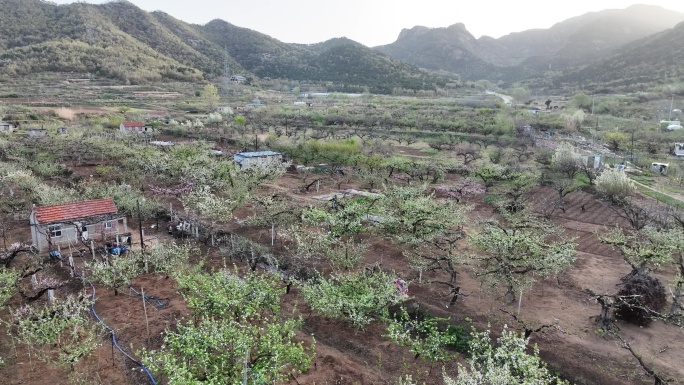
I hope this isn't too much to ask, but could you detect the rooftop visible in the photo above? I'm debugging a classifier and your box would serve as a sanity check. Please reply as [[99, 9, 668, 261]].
[[34, 198, 117, 224], [122, 121, 145, 127]]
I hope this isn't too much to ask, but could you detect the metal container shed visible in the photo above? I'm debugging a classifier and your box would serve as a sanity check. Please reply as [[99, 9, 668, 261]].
[[233, 151, 282, 168]]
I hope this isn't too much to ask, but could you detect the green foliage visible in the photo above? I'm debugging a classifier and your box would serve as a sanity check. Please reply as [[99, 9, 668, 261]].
[[628, 174, 655, 187], [509, 87, 532, 104], [174, 268, 283, 321], [469, 212, 576, 297], [84, 255, 143, 295], [143, 268, 313, 384], [381, 185, 468, 243], [290, 225, 369, 270], [0, 162, 79, 206], [0, 0, 452, 92], [202, 84, 220, 108], [377, 184, 467, 279], [385, 307, 468, 363], [599, 226, 678, 272], [493, 171, 538, 214], [82, 182, 163, 219], [144, 242, 195, 275], [302, 194, 379, 238], [233, 115, 246, 126], [34, 184, 80, 206], [142, 315, 311, 385], [181, 185, 241, 222], [0, 267, 20, 309], [443, 325, 568, 385], [29, 161, 66, 178], [1, 39, 203, 84], [300, 269, 402, 328], [639, 188, 684, 210], [284, 139, 362, 170], [12, 296, 102, 368], [571, 92, 593, 111], [602, 131, 629, 152], [247, 194, 302, 229], [94, 165, 114, 178], [470, 161, 509, 190]]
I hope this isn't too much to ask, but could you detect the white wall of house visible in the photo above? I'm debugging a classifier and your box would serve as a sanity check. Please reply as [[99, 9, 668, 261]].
[[119, 124, 150, 133], [30, 214, 128, 250]]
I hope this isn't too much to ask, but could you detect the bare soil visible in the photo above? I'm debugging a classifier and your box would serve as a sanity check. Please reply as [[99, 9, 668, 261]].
[[1, 178, 683, 385]]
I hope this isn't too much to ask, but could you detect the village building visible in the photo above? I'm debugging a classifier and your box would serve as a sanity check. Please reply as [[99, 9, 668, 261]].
[[26, 128, 47, 137], [674, 143, 684, 157], [233, 151, 282, 168], [149, 140, 174, 147], [0, 121, 15, 132], [651, 162, 669, 175], [581, 153, 602, 169], [29, 198, 128, 251], [119, 121, 152, 133]]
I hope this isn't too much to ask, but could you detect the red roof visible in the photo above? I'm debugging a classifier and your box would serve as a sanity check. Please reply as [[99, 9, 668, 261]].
[[122, 121, 145, 127], [34, 198, 118, 224]]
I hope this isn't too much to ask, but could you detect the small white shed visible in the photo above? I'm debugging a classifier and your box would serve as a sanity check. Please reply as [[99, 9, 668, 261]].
[[582, 154, 601, 169], [0, 122, 15, 132], [674, 143, 684, 157], [651, 162, 669, 175]]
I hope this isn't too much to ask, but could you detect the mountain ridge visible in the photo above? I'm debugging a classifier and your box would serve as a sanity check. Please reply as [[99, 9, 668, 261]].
[[376, 4, 684, 80], [0, 0, 451, 93], [1, 0, 683, 92]]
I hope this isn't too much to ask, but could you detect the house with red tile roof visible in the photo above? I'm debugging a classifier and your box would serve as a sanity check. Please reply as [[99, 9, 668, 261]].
[[119, 121, 151, 133], [29, 198, 128, 250]]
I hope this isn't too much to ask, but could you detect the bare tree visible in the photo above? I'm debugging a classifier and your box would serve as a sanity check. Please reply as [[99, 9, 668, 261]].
[[455, 143, 482, 165]]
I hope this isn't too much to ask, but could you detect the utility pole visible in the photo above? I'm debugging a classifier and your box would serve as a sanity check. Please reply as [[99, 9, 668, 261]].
[[224, 45, 231, 94], [137, 199, 144, 252], [630, 129, 635, 163]]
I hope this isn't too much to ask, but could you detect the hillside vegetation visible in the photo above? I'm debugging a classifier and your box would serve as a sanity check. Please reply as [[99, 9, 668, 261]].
[[0, 0, 450, 93]]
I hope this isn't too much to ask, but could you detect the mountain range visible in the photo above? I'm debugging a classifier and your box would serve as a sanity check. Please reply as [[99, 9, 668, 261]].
[[376, 5, 684, 85], [0, 0, 683, 93]]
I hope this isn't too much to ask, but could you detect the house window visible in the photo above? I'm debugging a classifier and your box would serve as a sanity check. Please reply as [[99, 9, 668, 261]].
[[104, 221, 113, 229], [49, 224, 62, 238]]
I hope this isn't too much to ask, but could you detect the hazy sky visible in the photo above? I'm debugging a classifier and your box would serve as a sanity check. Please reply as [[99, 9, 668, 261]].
[[49, 0, 684, 46]]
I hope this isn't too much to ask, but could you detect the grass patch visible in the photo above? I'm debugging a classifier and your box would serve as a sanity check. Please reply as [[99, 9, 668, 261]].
[[637, 186, 684, 210], [420, 148, 439, 155], [663, 184, 684, 195], [574, 173, 590, 187], [629, 174, 655, 187], [483, 194, 502, 204]]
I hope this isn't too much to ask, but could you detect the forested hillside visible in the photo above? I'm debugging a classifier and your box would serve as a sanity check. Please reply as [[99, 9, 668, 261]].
[[0, 0, 450, 93]]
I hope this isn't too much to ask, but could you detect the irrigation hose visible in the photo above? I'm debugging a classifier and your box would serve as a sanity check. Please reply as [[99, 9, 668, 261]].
[[64, 260, 158, 385], [129, 287, 169, 309]]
